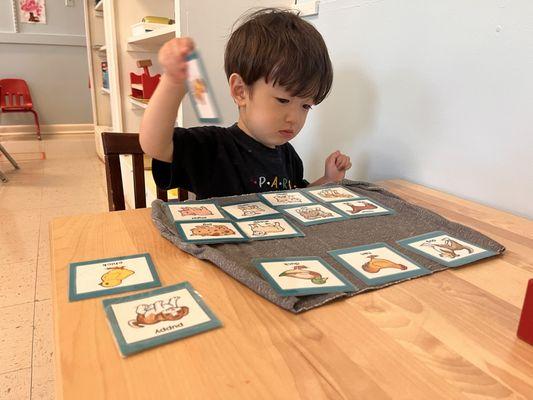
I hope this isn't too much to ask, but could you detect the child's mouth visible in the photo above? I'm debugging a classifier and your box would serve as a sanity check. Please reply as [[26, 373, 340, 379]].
[[278, 130, 294, 139]]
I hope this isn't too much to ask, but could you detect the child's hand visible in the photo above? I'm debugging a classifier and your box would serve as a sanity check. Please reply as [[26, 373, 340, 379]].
[[158, 37, 195, 86], [324, 150, 352, 182]]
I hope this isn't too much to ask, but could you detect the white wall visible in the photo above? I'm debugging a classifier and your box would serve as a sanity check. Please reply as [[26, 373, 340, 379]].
[[292, 0, 533, 219]]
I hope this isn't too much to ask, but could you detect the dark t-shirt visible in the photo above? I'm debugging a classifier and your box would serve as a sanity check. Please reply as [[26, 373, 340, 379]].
[[152, 124, 309, 199]]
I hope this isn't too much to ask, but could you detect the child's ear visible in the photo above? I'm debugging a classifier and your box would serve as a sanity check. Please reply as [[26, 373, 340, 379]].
[[229, 73, 247, 107]]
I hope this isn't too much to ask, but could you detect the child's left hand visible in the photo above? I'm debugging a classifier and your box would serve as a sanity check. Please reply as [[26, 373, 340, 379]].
[[324, 150, 352, 182]]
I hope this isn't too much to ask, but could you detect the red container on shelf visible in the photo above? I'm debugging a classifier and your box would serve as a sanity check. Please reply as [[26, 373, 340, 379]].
[[517, 279, 533, 345]]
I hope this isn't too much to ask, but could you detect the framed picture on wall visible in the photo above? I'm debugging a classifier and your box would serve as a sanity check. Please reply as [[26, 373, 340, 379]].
[[18, 0, 47, 24]]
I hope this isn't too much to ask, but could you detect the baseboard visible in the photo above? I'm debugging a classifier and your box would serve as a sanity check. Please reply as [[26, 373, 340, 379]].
[[0, 124, 94, 136]]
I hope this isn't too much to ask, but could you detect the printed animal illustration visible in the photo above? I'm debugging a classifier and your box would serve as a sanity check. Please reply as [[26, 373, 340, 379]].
[[193, 78, 207, 104], [279, 265, 328, 285], [248, 221, 285, 236], [273, 193, 301, 204], [362, 255, 408, 273], [344, 201, 377, 214], [190, 224, 236, 237], [296, 206, 333, 220], [178, 206, 213, 217], [128, 297, 189, 328], [237, 204, 264, 217], [318, 189, 352, 199], [99, 266, 135, 287], [421, 238, 474, 259]]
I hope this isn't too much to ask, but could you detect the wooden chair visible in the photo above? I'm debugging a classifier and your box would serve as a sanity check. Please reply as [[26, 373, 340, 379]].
[[102, 132, 188, 211]]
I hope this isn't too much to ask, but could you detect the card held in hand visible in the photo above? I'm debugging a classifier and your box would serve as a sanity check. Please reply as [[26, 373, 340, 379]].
[[186, 51, 221, 123]]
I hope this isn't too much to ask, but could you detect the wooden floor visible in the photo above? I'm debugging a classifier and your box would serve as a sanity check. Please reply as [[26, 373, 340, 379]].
[[0, 135, 108, 400]]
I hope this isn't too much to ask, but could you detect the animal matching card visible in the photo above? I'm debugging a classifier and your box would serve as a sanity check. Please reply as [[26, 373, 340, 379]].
[[185, 51, 221, 123], [166, 201, 226, 222], [397, 231, 497, 267], [328, 243, 431, 285], [258, 190, 314, 208], [306, 186, 363, 202], [103, 282, 222, 357], [221, 200, 280, 221], [175, 221, 248, 244], [236, 217, 305, 241], [253, 257, 356, 297], [280, 203, 347, 226], [69, 253, 161, 301], [328, 198, 395, 219]]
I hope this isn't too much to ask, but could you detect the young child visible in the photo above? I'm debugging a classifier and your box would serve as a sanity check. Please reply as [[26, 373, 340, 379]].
[[140, 8, 352, 200]]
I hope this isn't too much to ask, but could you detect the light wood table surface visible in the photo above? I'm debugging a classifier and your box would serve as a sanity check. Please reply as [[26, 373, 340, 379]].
[[50, 180, 533, 399]]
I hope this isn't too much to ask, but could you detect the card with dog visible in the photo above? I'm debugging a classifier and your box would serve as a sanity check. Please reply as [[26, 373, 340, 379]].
[[329, 198, 395, 219], [69, 253, 161, 301], [306, 186, 363, 202], [185, 51, 221, 123], [280, 203, 347, 226], [166, 202, 227, 222], [258, 190, 314, 208], [397, 231, 497, 267], [221, 200, 279, 220], [103, 282, 222, 357], [236, 217, 305, 240], [328, 243, 430, 285], [175, 221, 248, 244], [253, 257, 356, 296]]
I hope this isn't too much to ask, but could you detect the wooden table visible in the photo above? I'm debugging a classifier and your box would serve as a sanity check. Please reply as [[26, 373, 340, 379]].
[[51, 180, 533, 399]]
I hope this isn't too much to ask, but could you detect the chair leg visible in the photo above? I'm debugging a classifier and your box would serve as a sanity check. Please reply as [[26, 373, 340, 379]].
[[30, 109, 41, 140], [0, 144, 19, 169], [0, 168, 8, 183]]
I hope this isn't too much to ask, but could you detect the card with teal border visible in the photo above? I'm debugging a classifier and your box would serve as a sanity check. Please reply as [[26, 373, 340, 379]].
[[397, 231, 498, 267], [329, 197, 395, 219], [175, 221, 248, 244], [305, 186, 364, 203], [221, 200, 280, 221], [253, 257, 357, 297], [279, 203, 347, 226], [236, 217, 305, 241], [328, 243, 431, 286], [185, 51, 221, 123], [165, 201, 227, 222], [258, 190, 315, 208], [69, 253, 161, 302], [103, 282, 222, 357]]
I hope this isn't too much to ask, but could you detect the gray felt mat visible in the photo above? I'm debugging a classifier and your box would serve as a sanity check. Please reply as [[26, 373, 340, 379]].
[[151, 180, 505, 313]]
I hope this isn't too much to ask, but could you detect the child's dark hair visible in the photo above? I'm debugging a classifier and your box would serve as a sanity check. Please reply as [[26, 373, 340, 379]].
[[224, 8, 333, 105]]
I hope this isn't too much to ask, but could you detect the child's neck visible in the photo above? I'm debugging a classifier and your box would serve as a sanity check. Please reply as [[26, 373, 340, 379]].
[[236, 118, 276, 149]]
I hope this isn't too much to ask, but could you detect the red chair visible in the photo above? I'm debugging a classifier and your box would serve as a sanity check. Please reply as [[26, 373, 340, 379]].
[[0, 79, 41, 140]]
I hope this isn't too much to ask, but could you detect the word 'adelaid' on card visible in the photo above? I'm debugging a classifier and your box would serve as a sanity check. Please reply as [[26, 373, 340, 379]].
[[166, 202, 227, 222], [236, 217, 305, 240], [221, 201, 279, 220], [306, 186, 363, 202], [69, 253, 161, 301], [175, 221, 247, 244], [397, 231, 498, 267], [329, 197, 394, 218], [253, 257, 356, 297], [103, 282, 222, 357], [329, 243, 431, 285], [258, 190, 314, 207], [280, 203, 346, 226], [186, 51, 220, 123]]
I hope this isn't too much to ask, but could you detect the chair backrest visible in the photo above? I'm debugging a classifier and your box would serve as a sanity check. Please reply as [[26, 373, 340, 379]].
[[102, 132, 183, 211], [0, 79, 33, 108]]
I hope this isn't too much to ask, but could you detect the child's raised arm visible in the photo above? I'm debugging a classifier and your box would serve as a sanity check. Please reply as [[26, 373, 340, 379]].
[[139, 38, 194, 162]]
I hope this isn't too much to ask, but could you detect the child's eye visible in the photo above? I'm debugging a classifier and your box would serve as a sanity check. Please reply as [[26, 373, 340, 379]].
[[276, 97, 289, 104], [303, 104, 313, 110]]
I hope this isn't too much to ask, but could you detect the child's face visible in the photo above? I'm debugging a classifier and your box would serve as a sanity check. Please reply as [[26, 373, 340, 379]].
[[238, 79, 314, 148]]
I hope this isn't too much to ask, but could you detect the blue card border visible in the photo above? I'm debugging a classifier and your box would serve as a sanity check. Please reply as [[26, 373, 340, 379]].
[[397, 231, 498, 267], [68, 253, 161, 302], [236, 217, 305, 241], [252, 256, 357, 297], [257, 190, 315, 208], [165, 200, 228, 223], [103, 282, 222, 357], [329, 197, 396, 219], [175, 221, 249, 244], [279, 203, 347, 226], [220, 200, 280, 221], [185, 51, 221, 123], [303, 185, 364, 203], [328, 243, 431, 286]]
